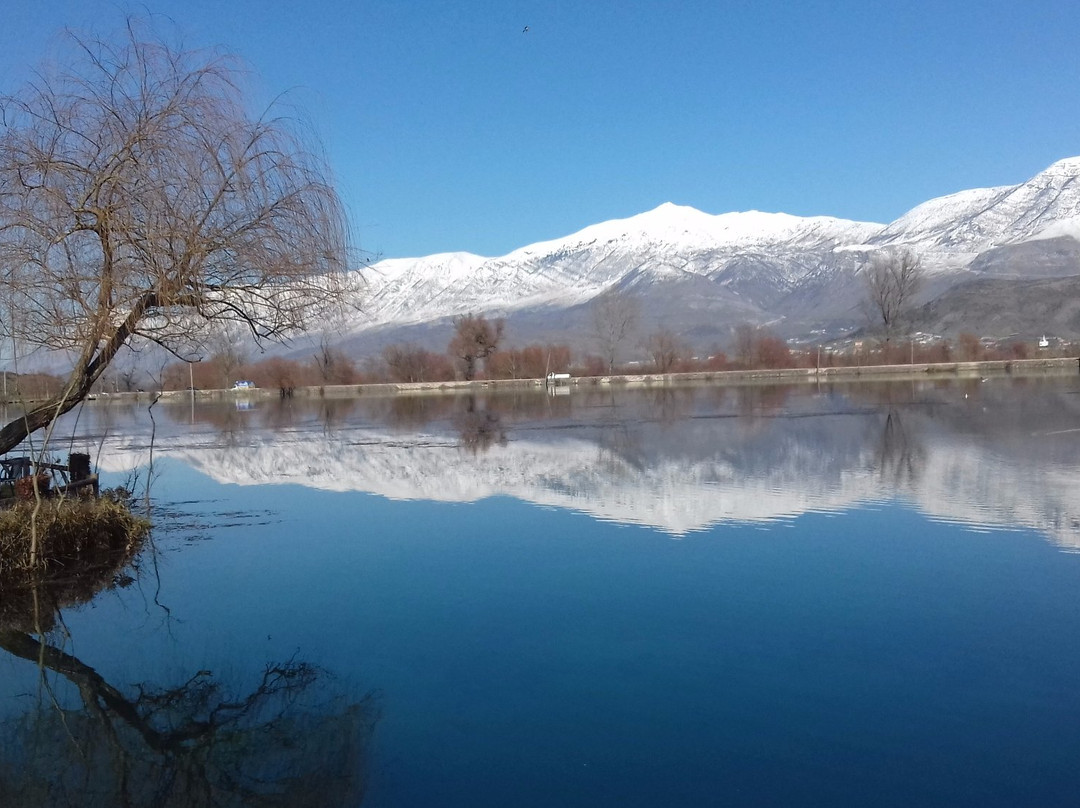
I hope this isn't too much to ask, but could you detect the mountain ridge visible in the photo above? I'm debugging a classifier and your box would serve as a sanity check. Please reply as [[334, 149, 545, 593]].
[[336, 157, 1080, 354]]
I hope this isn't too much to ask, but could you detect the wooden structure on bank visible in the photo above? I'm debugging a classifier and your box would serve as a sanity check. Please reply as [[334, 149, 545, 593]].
[[0, 452, 99, 502]]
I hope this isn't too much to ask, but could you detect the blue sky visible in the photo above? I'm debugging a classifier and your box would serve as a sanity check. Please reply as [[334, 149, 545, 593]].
[[2, 1, 1079, 259]]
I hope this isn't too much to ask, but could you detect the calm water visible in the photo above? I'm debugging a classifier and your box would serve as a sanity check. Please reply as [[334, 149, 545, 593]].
[[3, 376, 1080, 806]]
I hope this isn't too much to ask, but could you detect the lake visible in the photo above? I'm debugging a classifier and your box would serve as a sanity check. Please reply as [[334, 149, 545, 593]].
[[3, 375, 1080, 806]]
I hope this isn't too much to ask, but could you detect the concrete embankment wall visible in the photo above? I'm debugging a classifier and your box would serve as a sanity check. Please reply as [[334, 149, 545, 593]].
[[142, 356, 1080, 403]]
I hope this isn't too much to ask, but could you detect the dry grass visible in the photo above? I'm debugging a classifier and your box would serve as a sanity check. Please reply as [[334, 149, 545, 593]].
[[0, 491, 151, 629]]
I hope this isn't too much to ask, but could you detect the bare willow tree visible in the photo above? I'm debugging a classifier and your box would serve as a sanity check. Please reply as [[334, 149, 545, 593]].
[[864, 249, 923, 347], [0, 21, 349, 454], [592, 288, 639, 373]]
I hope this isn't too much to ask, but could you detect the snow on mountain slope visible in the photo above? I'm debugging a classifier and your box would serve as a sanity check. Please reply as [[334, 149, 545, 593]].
[[870, 186, 1008, 253], [356, 203, 883, 330], [1030, 214, 1080, 242], [339, 156, 1080, 341], [871, 157, 1080, 260], [507, 202, 880, 257], [357, 252, 487, 325], [369, 251, 486, 282]]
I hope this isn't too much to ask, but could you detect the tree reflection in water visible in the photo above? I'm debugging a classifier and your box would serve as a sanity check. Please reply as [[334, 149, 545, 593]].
[[454, 395, 508, 453], [650, 386, 693, 424], [386, 394, 455, 431], [874, 407, 926, 487], [0, 579, 378, 806]]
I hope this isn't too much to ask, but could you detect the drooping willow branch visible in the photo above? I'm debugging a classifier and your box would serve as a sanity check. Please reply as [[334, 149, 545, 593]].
[[0, 18, 352, 454]]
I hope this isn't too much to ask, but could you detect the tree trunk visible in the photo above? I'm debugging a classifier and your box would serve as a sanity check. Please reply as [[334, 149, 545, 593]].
[[0, 292, 154, 455]]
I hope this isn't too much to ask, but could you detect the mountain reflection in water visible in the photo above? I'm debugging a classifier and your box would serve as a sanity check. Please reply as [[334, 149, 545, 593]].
[[80, 376, 1080, 547], [5, 374, 1080, 807]]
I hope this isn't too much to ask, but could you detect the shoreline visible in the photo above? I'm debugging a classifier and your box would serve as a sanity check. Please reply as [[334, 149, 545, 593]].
[[74, 356, 1080, 404]]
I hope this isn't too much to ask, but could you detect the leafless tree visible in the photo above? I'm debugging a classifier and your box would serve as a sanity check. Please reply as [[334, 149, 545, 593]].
[[733, 322, 756, 367], [311, 301, 360, 386], [312, 333, 360, 386], [0, 20, 350, 454], [448, 313, 504, 381], [208, 324, 251, 388], [864, 249, 923, 345], [0, 559, 377, 807], [384, 343, 451, 383], [117, 364, 141, 393], [592, 289, 638, 373], [98, 345, 145, 392], [645, 328, 687, 373]]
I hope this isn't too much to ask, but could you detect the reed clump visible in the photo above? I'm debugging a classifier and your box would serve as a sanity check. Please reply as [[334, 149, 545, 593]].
[[0, 489, 150, 582]]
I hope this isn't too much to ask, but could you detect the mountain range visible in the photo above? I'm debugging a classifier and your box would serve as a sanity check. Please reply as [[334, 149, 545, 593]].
[[328, 157, 1080, 358]]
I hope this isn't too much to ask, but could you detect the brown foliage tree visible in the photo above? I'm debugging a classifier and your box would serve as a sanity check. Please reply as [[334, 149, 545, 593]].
[[0, 21, 349, 454], [249, 357, 307, 394], [486, 350, 521, 380], [448, 313, 504, 381], [731, 324, 792, 370], [756, 334, 792, 369], [702, 349, 729, 371], [383, 343, 454, 383], [577, 355, 609, 377], [0, 372, 64, 400], [957, 332, 982, 361], [527, 344, 571, 378], [488, 344, 572, 379], [454, 396, 507, 453], [925, 339, 952, 363], [1008, 341, 1031, 360]]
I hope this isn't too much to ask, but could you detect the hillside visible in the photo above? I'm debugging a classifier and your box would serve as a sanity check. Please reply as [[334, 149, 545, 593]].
[[312, 157, 1080, 357]]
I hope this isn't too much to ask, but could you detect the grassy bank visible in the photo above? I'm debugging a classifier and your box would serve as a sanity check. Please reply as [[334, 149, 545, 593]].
[[0, 491, 150, 597]]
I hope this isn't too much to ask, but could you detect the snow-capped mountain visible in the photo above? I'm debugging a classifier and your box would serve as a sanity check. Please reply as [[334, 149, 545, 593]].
[[339, 157, 1080, 352], [357, 204, 880, 328], [870, 157, 1080, 259]]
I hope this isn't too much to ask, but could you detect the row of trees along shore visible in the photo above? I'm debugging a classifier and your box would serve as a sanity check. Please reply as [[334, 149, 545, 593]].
[[151, 327, 1080, 390], [0, 321, 1066, 402]]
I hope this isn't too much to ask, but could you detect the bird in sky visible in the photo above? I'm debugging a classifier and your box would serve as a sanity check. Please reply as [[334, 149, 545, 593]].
[[522, 25, 529, 33]]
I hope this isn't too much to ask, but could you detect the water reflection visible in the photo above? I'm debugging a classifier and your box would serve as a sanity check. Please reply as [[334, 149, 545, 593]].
[[454, 395, 508, 454], [0, 570, 378, 806], [11, 375, 1080, 807], [874, 408, 925, 487], [78, 376, 1080, 546]]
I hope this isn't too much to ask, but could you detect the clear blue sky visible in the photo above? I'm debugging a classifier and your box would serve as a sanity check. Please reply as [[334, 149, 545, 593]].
[[3, 1, 1079, 260]]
